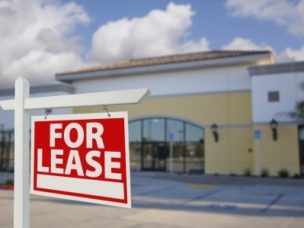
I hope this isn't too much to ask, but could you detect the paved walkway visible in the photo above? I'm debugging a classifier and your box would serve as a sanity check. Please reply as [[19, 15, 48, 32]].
[[1, 172, 304, 227]]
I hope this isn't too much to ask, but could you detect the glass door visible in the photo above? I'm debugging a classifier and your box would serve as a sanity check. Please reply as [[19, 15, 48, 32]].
[[142, 142, 168, 171]]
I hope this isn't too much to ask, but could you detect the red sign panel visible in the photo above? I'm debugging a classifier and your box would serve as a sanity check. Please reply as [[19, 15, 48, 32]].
[[30, 112, 131, 208]]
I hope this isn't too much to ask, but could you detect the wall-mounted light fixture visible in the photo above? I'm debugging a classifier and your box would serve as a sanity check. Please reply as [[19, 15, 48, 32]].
[[270, 118, 278, 141], [211, 123, 219, 143]]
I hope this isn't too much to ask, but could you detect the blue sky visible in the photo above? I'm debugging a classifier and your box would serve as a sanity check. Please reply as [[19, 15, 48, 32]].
[[73, 0, 303, 53], [0, 0, 303, 87]]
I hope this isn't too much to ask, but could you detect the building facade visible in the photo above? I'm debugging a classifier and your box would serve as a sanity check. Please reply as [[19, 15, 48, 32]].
[[249, 62, 304, 176], [1, 50, 304, 176], [56, 50, 276, 175]]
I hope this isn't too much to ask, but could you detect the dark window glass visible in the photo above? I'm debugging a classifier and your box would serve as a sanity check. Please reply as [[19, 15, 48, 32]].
[[167, 119, 184, 142], [185, 123, 204, 172], [299, 127, 304, 140], [128, 117, 204, 173], [129, 121, 141, 170], [129, 121, 141, 142], [143, 118, 165, 142], [268, 91, 280, 102]]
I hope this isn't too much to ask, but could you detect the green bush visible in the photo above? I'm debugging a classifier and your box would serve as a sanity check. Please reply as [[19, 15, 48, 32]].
[[293, 173, 301, 179], [243, 168, 251, 177], [5, 178, 14, 186], [261, 168, 269, 177], [278, 168, 289, 178]]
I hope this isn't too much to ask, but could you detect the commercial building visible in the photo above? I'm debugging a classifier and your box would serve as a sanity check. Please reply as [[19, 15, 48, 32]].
[[1, 50, 304, 176]]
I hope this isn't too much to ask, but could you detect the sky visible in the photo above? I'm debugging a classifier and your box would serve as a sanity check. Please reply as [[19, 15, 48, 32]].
[[0, 0, 303, 88]]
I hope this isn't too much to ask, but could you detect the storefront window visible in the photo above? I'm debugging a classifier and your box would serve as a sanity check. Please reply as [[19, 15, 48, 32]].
[[129, 117, 204, 173], [129, 121, 141, 170], [298, 126, 304, 175], [185, 123, 204, 173], [143, 118, 165, 142], [0, 130, 14, 171]]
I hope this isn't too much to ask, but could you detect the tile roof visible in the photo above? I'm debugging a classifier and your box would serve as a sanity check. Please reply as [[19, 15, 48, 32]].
[[57, 50, 272, 76]]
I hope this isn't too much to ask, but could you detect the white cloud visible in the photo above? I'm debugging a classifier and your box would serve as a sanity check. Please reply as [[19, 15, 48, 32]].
[[0, 0, 89, 88], [278, 46, 304, 62], [89, 2, 209, 63], [223, 37, 304, 62], [223, 37, 272, 51], [226, 0, 304, 37]]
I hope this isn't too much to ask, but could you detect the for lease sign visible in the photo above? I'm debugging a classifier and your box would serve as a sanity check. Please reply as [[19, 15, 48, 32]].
[[30, 112, 131, 208]]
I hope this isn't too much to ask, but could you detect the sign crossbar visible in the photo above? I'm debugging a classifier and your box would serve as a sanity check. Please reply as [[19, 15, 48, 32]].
[[0, 88, 149, 111]]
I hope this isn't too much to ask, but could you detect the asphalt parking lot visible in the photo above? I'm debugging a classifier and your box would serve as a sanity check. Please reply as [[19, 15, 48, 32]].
[[1, 172, 304, 227]]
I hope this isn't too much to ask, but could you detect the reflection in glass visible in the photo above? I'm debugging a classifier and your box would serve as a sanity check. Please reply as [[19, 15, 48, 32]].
[[300, 127, 304, 140], [129, 121, 141, 170], [0, 131, 14, 171], [129, 117, 204, 173], [143, 119, 165, 142], [129, 121, 141, 142]]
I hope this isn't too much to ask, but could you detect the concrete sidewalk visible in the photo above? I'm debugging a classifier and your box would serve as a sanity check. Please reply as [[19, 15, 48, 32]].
[[151, 172, 304, 187], [1, 172, 304, 227]]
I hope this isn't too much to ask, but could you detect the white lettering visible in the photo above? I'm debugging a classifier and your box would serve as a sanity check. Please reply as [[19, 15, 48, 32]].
[[37, 148, 49, 173], [51, 149, 64, 174], [50, 123, 62, 147], [64, 123, 84, 148], [65, 150, 84, 176], [85, 150, 102, 178], [105, 151, 122, 180], [87, 122, 104, 149]]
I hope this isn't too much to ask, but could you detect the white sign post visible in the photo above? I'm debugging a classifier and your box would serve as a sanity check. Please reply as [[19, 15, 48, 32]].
[[14, 78, 30, 228], [0, 77, 149, 228]]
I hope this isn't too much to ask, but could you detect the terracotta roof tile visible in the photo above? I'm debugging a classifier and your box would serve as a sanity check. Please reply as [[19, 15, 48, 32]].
[[57, 50, 271, 76]]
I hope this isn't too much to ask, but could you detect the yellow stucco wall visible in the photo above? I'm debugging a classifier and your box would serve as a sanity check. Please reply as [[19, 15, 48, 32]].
[[205, 128, 253, 174], [75, 92, 252, 125], [74, 91, 257, 175], [253, 125, 300, 176]]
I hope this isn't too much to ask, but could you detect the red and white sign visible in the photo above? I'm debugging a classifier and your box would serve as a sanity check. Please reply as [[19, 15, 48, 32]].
[[30, 112, 131, 208]]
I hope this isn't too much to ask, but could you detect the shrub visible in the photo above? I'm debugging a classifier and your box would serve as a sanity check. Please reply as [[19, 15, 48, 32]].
[[261, 168, 269, 177], [278, 168, 289, 178], [293, 173, 301, 179], [243, 168, 251, 177], [5, 178, 14, 186]]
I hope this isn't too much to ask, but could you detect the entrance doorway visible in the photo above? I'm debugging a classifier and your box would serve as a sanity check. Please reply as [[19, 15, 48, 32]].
[[129, 117, 204, 173], [142, 142, 168, 171]]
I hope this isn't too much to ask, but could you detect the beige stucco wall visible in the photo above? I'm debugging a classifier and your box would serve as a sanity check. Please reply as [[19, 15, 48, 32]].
[[253, 125, 300, 176], [74, 91, 259, 175], [205, 128, 254, 175]]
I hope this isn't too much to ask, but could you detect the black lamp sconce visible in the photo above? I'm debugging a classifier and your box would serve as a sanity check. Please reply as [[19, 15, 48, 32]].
[[270, 118, 278, 141], [211, 123, 219, 143]]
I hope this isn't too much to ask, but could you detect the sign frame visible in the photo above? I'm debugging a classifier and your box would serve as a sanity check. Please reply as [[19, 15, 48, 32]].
[[30, 112, 131, 208]]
